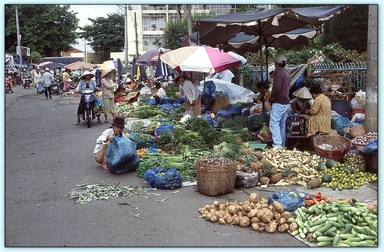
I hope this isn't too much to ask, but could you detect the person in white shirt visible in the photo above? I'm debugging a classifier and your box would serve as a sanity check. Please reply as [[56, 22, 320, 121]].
[[176, 74, 201, 116], [153, 82, 167, 104]]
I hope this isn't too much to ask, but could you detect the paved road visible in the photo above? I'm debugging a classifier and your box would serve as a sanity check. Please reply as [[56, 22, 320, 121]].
[[4, 85, 378, 249]]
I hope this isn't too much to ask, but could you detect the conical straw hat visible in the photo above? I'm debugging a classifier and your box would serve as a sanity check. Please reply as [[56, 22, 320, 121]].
[[293, 87, 312, 99]]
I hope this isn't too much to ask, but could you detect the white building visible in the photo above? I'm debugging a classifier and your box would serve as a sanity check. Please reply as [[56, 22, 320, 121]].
[[110, 4, 242, 62]]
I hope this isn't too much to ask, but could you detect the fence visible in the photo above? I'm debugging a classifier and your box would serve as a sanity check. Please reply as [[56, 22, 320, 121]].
[[308, 62, 367, 91]]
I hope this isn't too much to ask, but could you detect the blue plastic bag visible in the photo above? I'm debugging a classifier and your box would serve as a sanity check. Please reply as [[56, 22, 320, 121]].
[[38, 86, 46, 94], [155, 123, 174, 136], [106, 136, 140, 175], [144, 167, 183, 190], [267, 190, 307, 212], [364, 139, 378, 155], [204, 80, 216, 95]]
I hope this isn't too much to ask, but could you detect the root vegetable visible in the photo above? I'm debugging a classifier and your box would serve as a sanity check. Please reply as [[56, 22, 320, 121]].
[[259, 176, 270, 185], [265, 220, 278, 233], [210, 215, 218, 223], [278, 217, 287, 225], [213, 201, 220, 208], [251, 217, 260, 223], [249, 193, 259, 204], [256, 209, 265, 219], [274, 212, 281, 220], [281, 211, 291, 219], [261, 209, 274, 223], [289, 222, 299, 232], [239, 216, 251, 227], [227, 205, 236, 215], [278, 223, 289, 233], [218, 218, 226, 225], [272, 201, 285, 213], [233, 215, 240, 225], [225, 216, 233, 224], [247, 209, 257, 219], [251, 223, 261, 231]]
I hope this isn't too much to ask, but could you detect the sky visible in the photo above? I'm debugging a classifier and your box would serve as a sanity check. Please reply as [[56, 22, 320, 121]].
[[70, 4, 123, 52]]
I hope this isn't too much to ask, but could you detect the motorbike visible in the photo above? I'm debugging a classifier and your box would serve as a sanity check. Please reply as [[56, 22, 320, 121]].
[[23, 76, 32, 89], [51, 76, 61, 95], [81, 89, 96, 128]]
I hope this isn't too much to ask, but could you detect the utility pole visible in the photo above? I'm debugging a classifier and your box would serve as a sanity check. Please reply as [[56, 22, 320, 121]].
[[186, 5, 192, 35], [15, 5, 23, 65], [364, 5, 378, 132], [124, 5, 129, 65], [134, 12, 139, 58]]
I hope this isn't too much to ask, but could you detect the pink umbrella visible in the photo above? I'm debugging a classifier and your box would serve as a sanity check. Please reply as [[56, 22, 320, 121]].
[[160, 46, 241, 74]]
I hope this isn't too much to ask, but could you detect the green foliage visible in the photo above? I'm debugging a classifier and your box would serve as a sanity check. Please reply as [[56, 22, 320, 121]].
[[5, 4, 79, 57], [162, 18, 189, 49], [183, 117, 219, 147], [79, 13, 125, 58], [322, 5, 368, 53]]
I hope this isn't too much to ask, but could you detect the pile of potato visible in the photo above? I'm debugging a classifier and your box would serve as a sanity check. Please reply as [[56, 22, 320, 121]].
[[198, 193, 293, 233]]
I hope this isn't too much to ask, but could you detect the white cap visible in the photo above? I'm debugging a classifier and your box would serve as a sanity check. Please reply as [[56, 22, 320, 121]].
[[275, 54, 287, 64]]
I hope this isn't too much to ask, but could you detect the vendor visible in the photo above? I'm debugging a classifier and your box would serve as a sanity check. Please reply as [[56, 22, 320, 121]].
[[253, 81, 271, 104], [290, 87, 314, 114], [153, 82, 167, 104], [176, 74, 201, 116], [306, 85, 331, 136]]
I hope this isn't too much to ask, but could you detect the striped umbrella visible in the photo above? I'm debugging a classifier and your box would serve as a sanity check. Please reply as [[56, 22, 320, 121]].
[[154, 53, 173, 81]]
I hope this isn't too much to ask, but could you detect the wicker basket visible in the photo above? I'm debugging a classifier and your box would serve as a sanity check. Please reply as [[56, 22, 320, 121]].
[[195, 157, 237, 196], [313, 134, 352, 162]]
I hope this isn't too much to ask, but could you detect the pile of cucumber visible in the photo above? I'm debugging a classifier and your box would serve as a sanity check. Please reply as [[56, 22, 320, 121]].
[[289, 200, 378, 247]]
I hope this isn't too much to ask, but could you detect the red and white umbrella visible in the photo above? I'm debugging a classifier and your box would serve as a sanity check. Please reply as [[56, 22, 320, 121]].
[[160, 46, 241, 74]]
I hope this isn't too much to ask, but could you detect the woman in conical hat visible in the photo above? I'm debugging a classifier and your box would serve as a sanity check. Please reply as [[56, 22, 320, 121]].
[[100, 68, 118, 123], [290, 87, 314, 114]]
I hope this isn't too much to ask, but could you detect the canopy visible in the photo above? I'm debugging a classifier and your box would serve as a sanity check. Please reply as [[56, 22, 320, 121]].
[[65, 61, 96, 70], [136, 48, 171, 66], [160, 46, 241, 74], [197, 5, 346, 120]]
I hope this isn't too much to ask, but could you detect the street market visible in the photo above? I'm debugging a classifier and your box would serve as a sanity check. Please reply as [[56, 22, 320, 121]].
[[5, 4, 378, 248]]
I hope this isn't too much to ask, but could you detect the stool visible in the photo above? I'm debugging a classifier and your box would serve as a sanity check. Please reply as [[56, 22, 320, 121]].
[[285, 114, 308, 150]]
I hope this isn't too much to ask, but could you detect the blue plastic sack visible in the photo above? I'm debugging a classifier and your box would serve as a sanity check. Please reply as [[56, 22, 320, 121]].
[[216, 110, 233, 119], [331, 116, 354, 134], [106, 136, 140, 175], [204, 80, 216, 95], [129, 132, 156, 149], [198, 114, 214, 126], [38, 86, 46, 94], [364, 139, 378, 155], [148, 97, 156, 105], [155, 123, 174, 135], [295, 75, 304, 89], [144, 167, 183, 190], [160, 96, 175, 104], [161, 103, 175, 111], [267, 190, 307, 212]]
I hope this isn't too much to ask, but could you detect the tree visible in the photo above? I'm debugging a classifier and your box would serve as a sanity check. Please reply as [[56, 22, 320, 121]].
[[78, 13, 125, 60], [162, 18, 189, 50], [5, 4, 79, 57], [321, 5, 368, 52]]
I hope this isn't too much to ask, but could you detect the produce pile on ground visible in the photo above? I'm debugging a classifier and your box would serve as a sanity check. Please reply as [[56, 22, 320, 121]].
[[198, 193, 293, 233], [290, 197, 378, 247], [112, 98, 377, 191]]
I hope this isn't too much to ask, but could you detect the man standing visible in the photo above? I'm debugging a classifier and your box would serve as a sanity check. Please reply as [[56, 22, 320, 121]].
[[42, 67, 54, 99], [268, 54, 291, 147]]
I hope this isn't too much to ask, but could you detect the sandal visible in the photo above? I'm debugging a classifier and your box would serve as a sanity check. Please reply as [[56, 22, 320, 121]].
[[75, 120, 80, 125], [104, 121, 110, 123]]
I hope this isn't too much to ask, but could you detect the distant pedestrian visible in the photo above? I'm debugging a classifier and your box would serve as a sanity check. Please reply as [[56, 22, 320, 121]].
[[34, 68, 43, 94], [62, 68, 71, 92], [42, 67, 54, 99], [100, 69, 118, 123]]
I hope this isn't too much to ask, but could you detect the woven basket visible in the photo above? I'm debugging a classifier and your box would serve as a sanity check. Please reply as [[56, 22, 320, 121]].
[[313, 134, 352, 162], [195, 158, 237, 196]]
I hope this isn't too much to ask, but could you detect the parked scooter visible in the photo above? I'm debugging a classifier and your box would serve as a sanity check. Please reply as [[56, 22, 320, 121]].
[[51, 76, 61, 95], [81, 89, 96, 128], [23, 76, 32, 89]]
